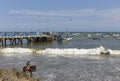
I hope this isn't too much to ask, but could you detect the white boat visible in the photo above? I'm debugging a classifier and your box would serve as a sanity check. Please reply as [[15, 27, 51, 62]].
[[63, 37, 72, 41]]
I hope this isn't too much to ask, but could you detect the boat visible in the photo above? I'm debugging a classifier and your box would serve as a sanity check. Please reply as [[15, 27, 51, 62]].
[[56, 33, 72, 42], [63, 36, 72, 41], [56, 35, 63, 41]]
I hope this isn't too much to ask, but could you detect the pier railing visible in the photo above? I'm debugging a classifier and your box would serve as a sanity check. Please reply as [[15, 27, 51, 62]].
[[0, 34, 54, 46]]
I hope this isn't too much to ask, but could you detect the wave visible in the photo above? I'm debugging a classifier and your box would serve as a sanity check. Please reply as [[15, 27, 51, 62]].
[[41, 46, 109, 56], [1, 48, 33, 54], [1, 46, 120, 56], [0, 47, 34, 56]]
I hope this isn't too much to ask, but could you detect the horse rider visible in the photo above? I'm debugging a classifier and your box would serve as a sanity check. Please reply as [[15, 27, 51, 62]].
[[26, 61, 31, 71]]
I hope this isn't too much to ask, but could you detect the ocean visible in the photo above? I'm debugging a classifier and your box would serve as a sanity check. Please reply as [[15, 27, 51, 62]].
[[1, 32, 120, 81]]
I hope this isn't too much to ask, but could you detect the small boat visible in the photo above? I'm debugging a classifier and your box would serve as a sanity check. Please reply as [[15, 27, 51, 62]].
[[92, 37, 100, 40], [56, 35, 63, 41], [63, 37, 72, 41], [56, 35, 72, 42]]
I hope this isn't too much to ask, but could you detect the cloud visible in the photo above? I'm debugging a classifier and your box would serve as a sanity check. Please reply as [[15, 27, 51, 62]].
[[97, 9, 120, 20], [9, 9, 97, 17], [9, 8, 120, 20], [8, 8, 120, 31]]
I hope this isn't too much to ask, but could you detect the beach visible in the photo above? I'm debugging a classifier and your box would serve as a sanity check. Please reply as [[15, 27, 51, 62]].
[[1, 32, 120, 81]]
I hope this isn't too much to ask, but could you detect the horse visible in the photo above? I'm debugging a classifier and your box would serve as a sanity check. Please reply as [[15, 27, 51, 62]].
[[23, 65, 36, 77]]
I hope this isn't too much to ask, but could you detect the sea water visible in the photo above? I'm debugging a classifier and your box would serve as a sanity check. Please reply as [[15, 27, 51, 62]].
[[1, 32, 120, 81]]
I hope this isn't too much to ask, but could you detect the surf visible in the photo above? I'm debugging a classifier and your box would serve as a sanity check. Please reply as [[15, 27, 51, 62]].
[[1, 46, 120, 56]]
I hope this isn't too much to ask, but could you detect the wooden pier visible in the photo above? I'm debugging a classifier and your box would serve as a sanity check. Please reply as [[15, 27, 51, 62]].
[[0, 34, 54, 46]]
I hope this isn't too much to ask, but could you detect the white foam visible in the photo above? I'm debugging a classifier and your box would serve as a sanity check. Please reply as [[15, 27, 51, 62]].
[[41, 46, 110, 56], [108, 49, 120, 55], [1, 47, 33, 53], [0, 47, 33, 56], [1, 46, 120, 57]]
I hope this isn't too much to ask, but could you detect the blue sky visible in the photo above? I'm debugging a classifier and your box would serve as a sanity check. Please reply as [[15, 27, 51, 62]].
[[0, 0, 120, 32]]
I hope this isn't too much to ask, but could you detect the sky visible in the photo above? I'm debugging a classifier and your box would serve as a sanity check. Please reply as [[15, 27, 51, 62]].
[[0, 0, 120, 32]]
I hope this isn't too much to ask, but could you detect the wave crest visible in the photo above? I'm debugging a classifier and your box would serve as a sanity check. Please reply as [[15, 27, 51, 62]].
[[42, 46, 109, 56], [1, 46, 120, 56]]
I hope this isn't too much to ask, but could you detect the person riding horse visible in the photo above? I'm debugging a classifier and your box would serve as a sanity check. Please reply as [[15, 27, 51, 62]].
[[26, 61, 30, 71], [23, 61, 36, 77]]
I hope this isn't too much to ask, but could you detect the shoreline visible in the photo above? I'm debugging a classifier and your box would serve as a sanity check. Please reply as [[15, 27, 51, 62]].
[[0, 68, 39, 81]]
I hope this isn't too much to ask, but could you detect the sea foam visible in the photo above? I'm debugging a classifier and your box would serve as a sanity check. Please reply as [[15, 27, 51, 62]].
[[41, 46, 109, 56], [0, 46, 120, 56], [1, 47, 33, 54]]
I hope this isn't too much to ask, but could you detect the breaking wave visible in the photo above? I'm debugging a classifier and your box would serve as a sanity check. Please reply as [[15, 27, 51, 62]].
[[1, 46, 120, 56], [1, 47, 33, 54]]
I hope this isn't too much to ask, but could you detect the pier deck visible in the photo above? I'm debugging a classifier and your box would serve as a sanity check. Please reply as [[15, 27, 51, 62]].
[[0, 34, 53, 46]]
